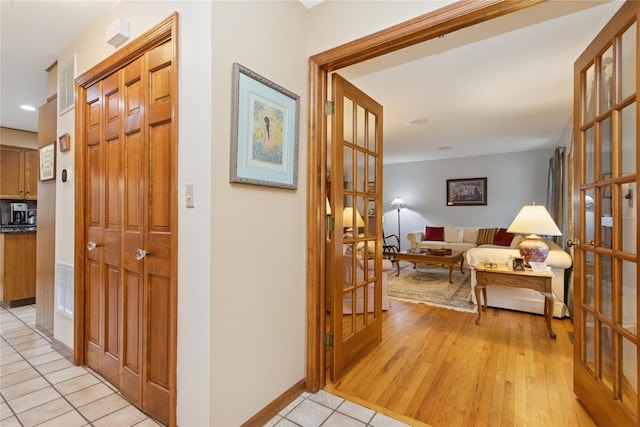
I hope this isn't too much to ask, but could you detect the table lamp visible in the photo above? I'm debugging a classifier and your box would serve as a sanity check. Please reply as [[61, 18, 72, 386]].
[[507, 204, 561, 263], [342, 206, 364, 238]]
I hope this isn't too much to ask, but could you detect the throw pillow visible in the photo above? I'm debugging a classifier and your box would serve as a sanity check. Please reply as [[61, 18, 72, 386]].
[[493, 228, 515, 246], [444, 226, 463, 243], [463, 227, 479, 243], [476, 228, 498, 245], [424, 226, 444, 241]]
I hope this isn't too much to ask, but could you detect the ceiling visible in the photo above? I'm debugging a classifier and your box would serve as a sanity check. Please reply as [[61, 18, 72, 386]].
[[0, 1, 624, 164]]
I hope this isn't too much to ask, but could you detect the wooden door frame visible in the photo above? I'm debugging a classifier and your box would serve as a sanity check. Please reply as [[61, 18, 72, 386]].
[[72, 11, 178, 417], [305, 0, 545, 391]]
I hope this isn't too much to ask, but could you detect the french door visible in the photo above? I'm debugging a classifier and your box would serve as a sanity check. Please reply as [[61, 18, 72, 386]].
[[573, 2, 639, 425], [329, 74, 383, 380], [76, 15, 178, 427]]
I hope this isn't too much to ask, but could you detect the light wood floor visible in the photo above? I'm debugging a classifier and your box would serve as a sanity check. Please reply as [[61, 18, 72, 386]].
[[327, 298, 597, 427]]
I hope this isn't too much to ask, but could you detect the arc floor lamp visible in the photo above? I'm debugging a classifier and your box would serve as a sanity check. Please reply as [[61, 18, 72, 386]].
[[390, 196, 406, 250]]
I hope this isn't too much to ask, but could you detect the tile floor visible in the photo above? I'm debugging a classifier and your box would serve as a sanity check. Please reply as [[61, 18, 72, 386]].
[[1, 305, 412, 427]]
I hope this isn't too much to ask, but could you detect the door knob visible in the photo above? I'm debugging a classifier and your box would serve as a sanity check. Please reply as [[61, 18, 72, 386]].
[[566, 239, 580, 248], [87, 241, 100, 251], [134, 249, 150, 260]]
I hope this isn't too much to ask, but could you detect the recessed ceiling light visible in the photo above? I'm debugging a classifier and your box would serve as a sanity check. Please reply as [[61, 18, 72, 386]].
[[20, 105, 36, 111], [437, 146, 453, 150], [403, 118, 428, 125]]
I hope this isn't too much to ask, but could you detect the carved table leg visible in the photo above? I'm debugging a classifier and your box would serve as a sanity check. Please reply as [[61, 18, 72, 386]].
[[543, 293, 556, 339], [475, 285, 485, 325]]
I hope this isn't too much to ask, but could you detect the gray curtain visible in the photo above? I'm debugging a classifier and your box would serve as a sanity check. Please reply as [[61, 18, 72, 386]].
[[547, 146, 565, 246]]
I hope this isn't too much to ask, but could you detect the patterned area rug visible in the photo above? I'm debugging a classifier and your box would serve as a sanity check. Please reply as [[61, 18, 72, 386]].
[[387, 262, 476, 312]]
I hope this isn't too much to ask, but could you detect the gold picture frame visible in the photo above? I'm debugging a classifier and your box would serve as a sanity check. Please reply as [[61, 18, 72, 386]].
[[59, 133, 70, 152]]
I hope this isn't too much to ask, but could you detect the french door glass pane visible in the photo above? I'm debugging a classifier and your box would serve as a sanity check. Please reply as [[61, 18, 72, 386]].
[[356, 105, 365, 148], [621, 102, 637, 176], [356, 151, 365, 193], [621, 23, 637, 99], [585, 63, 596, 122], [600, 255, 613, 320], [621, 337, 638, 418], [585, 312, 596, 373], [585, 127, 595, 184], [600, 323, 614, 392], [367, 112, 377, 151], [343, 96, 353, 144], [585, 188, 595, 244], [585, 251, 595, 308], [600, 46, 613, 112], [600, 185, 613, 249], [621, 182, 637, 254], [600, 117, 612, 180], [622, 260, 637, 334], [344, 146, 353, 191]]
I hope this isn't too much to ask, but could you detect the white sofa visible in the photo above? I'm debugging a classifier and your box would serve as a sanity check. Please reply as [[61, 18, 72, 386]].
[[466, 240, 573, 317], [407, 226, 521, 267]]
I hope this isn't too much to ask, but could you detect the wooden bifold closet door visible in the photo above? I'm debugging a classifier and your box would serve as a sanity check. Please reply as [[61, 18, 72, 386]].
[[76, 15, 178, 427]]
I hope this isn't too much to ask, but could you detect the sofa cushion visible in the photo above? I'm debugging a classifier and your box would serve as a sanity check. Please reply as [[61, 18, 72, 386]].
[[476, 228, 498, 245], [493, 228, 515, 246], [443, 242, 476, 252], [463, 227, 479, 244], [425, 226, 444, 241], [444, 226, 464, 243]]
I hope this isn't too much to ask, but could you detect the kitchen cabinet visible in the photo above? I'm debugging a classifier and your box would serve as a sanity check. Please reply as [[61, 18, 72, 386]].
[[0, 232, 36, 307], [0, 145, 39, 200]]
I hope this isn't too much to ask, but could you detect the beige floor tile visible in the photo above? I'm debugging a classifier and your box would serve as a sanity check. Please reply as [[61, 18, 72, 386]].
[[66, 383, 115, 407], [36, 357, 74, 375], [12, 337, 50, 352], [0, 366, 40, 388], [1, 375, 49, 400], [55, 372, 101, 395], [7, 385, 61, 413], [133, 417, 164, 426], [0, 415, 22, 427], [78, 393, 130, 421], [1, 401, 14, 420], [44, 365, 88, 384], [1, 327, 33, 340], [37, 409, 89, 427], [0, 352, 23, 366], [27, 349, 64, 366], [0, 359, 30, 376], [16, 397, 74, 426], [20, 343, 55, 358], [6, 331, 42, 345], [92, 404, 148, 427]]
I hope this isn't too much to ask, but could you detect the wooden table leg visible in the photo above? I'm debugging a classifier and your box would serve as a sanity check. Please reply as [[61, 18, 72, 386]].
[[460, 257, 464, 274], [543, 292, 556, 339], [448, 264, 454, 283], [396, 261, 401, 276], [475, 285, 485, 324]]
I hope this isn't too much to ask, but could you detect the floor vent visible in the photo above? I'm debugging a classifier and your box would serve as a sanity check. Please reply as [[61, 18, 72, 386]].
[[55, 263, 74, 318]]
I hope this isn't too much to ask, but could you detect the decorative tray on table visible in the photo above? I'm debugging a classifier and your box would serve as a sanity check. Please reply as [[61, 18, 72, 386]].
[[426, 248, 452, 256]]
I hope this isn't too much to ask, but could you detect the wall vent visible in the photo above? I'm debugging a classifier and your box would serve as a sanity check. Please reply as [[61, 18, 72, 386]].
[[58, 54, 75, 115], [55, 263, 74, 318]]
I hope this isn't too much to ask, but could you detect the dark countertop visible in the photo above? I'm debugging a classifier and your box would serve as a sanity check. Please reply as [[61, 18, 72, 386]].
[[0, 225, 37, 234]]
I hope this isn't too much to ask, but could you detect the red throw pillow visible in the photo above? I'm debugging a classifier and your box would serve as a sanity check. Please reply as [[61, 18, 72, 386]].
[[425, 226, 444, 241], [493, 228, 515, 246]]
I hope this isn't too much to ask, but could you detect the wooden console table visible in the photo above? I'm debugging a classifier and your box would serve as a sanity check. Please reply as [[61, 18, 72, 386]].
[[474, 263, 556, 339]]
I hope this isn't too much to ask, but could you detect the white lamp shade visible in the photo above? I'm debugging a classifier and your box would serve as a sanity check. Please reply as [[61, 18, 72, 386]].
[[326, 197, 331, 215], [390, 197, 406, 209], [507, 205, 561, 236], [343, 207, 365, 228]]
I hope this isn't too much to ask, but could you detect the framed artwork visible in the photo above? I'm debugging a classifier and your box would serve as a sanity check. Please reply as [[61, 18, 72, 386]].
[[367, 182, 376, 193], [446, 177, 487, 206], [230, 63, 300, 189], [39, 143, 56, 181], [59, 133, 70, 152]]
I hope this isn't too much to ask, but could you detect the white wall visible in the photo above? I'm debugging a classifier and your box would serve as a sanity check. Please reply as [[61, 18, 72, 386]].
[[383, 149, 554, 249], [210, 1, 308, 425]]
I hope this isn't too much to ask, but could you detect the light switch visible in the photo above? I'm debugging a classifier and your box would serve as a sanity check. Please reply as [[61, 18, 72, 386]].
[[186, 184, 195, 208]]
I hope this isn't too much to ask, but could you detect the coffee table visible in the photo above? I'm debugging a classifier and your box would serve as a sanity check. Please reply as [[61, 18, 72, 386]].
[[395, 250, 464, 283]]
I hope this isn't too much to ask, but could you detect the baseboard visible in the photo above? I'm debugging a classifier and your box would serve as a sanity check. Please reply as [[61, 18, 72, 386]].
[[51, 337, 74, 363], [241, 379, 306, 427]]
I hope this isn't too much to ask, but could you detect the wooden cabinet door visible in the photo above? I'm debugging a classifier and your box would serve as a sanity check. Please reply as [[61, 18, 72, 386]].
[[0, 233, 36, 303], [24, 149, 39, 200], [0, 146, 25, 199]]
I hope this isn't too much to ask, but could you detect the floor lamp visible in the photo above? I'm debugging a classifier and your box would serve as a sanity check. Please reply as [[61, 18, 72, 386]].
[[390, 197, 406, 250]]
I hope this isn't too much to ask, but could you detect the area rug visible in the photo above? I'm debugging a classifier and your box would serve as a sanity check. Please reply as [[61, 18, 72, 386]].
[[387, 262, 476, 312]]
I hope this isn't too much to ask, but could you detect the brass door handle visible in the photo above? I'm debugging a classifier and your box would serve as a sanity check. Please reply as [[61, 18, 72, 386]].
[[87, 241, 100, 251], [566, 239, 580, 248]]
